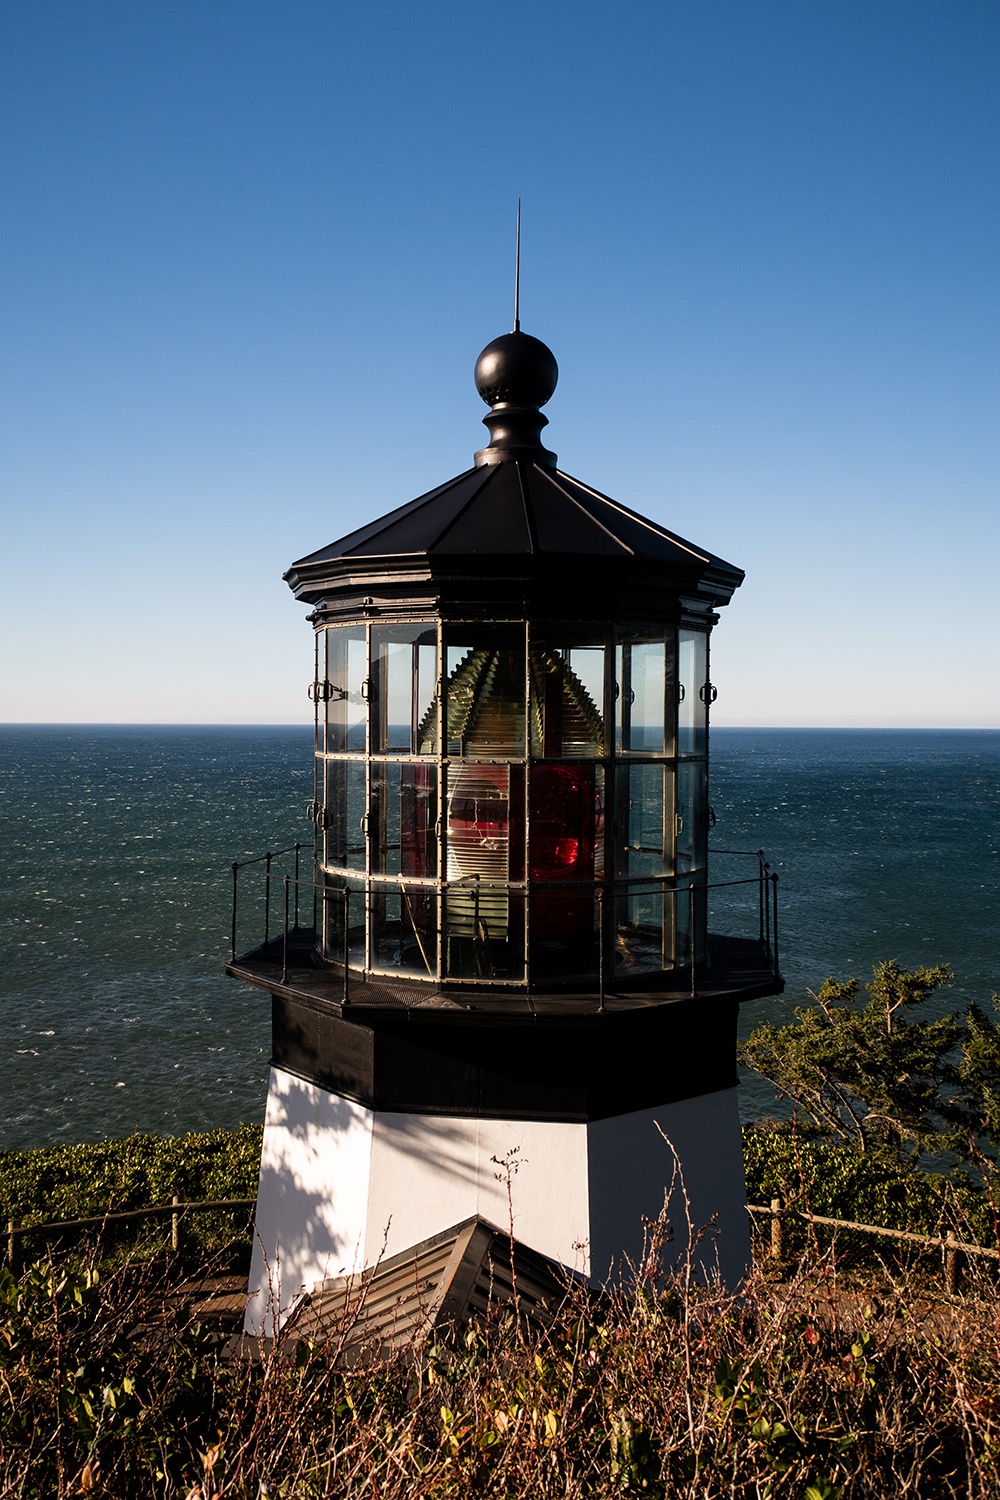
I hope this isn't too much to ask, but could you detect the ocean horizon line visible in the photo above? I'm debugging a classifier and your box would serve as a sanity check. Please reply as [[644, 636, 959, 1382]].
[[2, 722, 1000, 734]]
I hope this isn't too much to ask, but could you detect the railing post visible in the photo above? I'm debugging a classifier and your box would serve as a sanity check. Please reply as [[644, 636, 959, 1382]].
[[7, 1219, 18, 1273], [757, 850, 766, 945], [171, 1196, 180, 1254], [294, 843, 301, 929], [282, 876, 290, 983], [230, 862, 239, 961], [944, 1229, 959, 1296], [264, 852, 272, 945], [770, 1197, 783, 1262], [771, 873, 779, 978]]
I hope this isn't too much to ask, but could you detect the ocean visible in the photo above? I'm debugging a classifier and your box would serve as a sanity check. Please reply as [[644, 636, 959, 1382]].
[[1, 725, 998, 1149]]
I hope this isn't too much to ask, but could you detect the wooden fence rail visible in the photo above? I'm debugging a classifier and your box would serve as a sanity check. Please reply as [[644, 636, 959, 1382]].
[[5, 1195, 998, 1296], [748, 1199, 1000, 1296], [5, 1197, 255, 1271]]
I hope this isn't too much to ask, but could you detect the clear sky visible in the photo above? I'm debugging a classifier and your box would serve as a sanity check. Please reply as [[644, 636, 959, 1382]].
[[2, 0, 997, 727]]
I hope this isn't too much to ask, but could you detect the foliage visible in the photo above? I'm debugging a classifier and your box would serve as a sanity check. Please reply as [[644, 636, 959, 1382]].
[[960, 997, 1000, 1145], [742, 1127, 997, 1245], [2, 1239, 999, 1498], [739, 961, 1000, 1163], [0, 1256, 227, 1495], [0, 1125, 262, 1228], [0, 1125, 263, 1270]]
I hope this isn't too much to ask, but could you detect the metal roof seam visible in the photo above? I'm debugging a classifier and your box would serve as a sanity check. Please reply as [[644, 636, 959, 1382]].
[[554, 471, 713, 563], [539, 466, 636, 556], [422, 464, 500, 551], [516, 461, 538, 555], [420, 463, 502, 552], [295, 470, 478, 565]]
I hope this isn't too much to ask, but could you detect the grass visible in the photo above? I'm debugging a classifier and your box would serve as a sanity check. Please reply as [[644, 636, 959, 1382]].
[[3, 1123, 999, 1495], [2, 1219, 1000, 1498]]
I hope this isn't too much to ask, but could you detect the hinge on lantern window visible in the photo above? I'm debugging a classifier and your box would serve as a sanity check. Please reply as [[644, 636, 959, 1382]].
[[308, 679, 334, 702], [676, 683, 686, 703], [700, 682, 718, 704]]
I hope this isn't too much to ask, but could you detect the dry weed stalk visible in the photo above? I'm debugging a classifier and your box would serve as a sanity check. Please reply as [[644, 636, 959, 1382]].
[[2, 1222, 1000, 1498]]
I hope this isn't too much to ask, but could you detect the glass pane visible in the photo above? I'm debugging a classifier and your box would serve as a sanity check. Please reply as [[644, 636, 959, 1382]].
[[673, 882, 706, 968], [612, 762, 672, 974], [529, 643, 604, 757], [615, 887, 665, 975], [401, 762, 437, 878], [371, 625, 437, 754], [444, 888, 524, 981], [675, 757, 707, 968], [371, 885, 437, 977], [323, 759, 367, 872], [678, 629, 708, 756], [615, 635, 672, 754], [446, 763, 524, 885], [323, 876, 365, 969], [371, 761, 437, 878], [444, 761, 524, 980], [529, 890, 599, 983], [325, 626, 367, 753], [529, 763, 599, 882], [370, 760, 400, 876], [527, 762, 601, 981], [444, 625, 526, 757], [616, 763, 668, 880], [314, 630, 323, 753], [675, 760, 707, 876]]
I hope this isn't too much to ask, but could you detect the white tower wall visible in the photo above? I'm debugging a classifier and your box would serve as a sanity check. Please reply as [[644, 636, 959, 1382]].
[[246, 1066, 750, 1335]]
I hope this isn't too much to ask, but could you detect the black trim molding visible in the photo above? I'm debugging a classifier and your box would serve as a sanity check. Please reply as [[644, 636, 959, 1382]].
[[270, 990, 740, 1123]]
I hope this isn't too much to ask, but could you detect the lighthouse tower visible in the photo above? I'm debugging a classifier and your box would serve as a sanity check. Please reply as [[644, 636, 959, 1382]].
[[228, 324, 782, 1334]]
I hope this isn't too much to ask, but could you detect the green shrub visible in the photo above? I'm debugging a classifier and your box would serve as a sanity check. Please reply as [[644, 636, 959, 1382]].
[[742, 1126, 997, 1242], [0, 1124, 262, 1228], [0, 1125, 264, 1270]]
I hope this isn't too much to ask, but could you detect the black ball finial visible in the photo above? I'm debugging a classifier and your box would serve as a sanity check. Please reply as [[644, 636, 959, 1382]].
[[473, 329, 559, 468], [475, 331, 558, 409]]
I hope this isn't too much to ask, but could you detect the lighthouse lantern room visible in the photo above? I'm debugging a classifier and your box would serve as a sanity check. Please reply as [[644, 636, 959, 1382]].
[[228, 324, 783, 1334]]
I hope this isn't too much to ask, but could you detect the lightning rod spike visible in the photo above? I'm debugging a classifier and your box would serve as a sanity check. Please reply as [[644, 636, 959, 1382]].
[[513, 197, 521, 333]]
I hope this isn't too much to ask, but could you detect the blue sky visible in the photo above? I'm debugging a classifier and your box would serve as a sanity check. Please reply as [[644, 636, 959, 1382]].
[[2, 0, 997, 726]]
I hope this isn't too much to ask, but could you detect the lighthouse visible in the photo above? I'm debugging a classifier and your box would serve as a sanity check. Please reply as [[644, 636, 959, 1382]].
[[228, 322, 782, 1334]]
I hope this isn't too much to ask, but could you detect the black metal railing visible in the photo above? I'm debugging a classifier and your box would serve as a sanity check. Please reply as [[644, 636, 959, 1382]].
[[231, 843, 311, 953], [708, 847, 780, 977], [229, 850, 779, 1004]]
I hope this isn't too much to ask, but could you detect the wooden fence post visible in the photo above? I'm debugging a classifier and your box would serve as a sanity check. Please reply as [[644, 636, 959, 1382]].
[[770, 1197, 783, 1262], [944, 1229, 959, 1297], [7, 1220, 18, 1274], [171, 1196, 180, 1255]]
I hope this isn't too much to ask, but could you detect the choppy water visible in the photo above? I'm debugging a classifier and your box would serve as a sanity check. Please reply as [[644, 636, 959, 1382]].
[[1, 726, 997, 1148], [712, 729, 1000, 1119]]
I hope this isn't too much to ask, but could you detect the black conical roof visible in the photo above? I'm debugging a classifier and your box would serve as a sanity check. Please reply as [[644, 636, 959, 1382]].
[[287, 459, 742, 594]]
